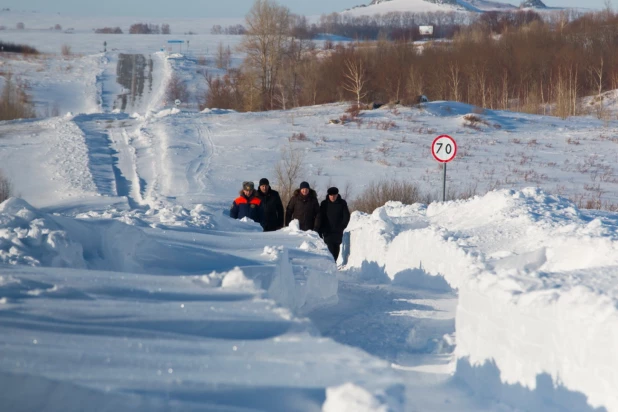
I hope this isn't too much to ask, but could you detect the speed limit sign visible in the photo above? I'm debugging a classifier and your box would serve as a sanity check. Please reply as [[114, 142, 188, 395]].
[[431, 135, 457, 163], [431, 134, 457, 201]]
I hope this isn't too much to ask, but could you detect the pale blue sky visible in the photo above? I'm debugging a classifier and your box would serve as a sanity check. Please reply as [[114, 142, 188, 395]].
[[1, 0, 606, 18]]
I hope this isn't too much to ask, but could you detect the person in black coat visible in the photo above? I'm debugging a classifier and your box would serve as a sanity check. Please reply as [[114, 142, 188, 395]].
[[230, 181, 264, 224], [255, 178, 284, 232], [285, 181, 320, 231], [315, 187, 350, 261]]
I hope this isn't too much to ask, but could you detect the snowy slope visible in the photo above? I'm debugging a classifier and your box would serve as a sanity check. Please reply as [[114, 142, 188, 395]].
[[1, 14, 618, 412], [347, 0, 465, 14], [345, 0, 546, 16]]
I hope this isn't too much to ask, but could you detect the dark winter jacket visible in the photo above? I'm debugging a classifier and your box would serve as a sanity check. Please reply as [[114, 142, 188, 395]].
[[256, 187, 284, 231], [315, 194, 350, 240], [230, 190, 264, 224], [285, 188, 320, 231]]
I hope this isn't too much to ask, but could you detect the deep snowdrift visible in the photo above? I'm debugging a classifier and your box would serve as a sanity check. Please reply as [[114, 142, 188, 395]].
[[1, 198, 408, 412], [0, 197, 338, 313], [344, 188, 618, 411]]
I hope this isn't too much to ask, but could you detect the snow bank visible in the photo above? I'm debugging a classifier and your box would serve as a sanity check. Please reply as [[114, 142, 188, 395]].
[[200, 108, 236, 115], [153, 107, 181, 118], [322, 382, 403, 412], [197, 245, 338, 313], [344, 188, 618, 411], [0, 198, 337, 314], [76, 203, 216, 229], [0, 197, 165, 272]]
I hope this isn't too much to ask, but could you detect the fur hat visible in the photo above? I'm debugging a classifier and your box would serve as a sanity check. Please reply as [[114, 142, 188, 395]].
[[243, 181, 255, 191], [299, 181, 310, 189], [259, 178, 269, 186], [327, 187, 339, 195]]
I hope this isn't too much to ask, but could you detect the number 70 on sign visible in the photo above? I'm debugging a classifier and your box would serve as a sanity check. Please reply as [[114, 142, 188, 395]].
[[431, 135, 457, 163]]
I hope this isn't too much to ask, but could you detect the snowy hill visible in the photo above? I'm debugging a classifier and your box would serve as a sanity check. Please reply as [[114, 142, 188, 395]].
[[347, 0, 548, 16], [0, 16, 617, 412]]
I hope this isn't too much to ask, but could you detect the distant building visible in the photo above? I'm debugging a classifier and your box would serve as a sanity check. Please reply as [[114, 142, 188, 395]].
[[419, 26, 434, 37]]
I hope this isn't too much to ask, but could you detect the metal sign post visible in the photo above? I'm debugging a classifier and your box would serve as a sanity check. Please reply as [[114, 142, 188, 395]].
[[431, 135, 457, 202]]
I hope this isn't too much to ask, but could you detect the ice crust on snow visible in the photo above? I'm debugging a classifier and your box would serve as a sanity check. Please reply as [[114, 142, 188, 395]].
[[344, 187, 618, 411]]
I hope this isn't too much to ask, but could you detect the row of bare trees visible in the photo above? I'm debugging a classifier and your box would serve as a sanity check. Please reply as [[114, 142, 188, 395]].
[[202, 1, 618, 118], [210, 24, 247, 35], [128, 23, 171, 34]]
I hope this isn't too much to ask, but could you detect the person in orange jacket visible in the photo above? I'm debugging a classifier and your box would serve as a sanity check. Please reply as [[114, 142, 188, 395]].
[[230, 181, 264, 225]]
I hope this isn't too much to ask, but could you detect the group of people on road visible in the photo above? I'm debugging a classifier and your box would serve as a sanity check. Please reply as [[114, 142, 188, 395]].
[[230, 179, 350, 261]]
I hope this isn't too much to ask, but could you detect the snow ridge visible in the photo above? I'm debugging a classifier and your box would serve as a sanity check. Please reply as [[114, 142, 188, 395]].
[[344, 188, 618, 411]]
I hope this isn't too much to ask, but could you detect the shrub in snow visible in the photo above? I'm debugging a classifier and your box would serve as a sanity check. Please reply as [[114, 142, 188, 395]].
[[165, 73, 190, 106], [350, 180, 431, 214], [61, 44, 71, 56], [0, 169, 12, 203], [0, 72, 36, 121]]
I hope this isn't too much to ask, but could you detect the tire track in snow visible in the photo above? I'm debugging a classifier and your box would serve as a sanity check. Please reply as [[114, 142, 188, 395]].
[[72, 113, 141, 208], [187, 122, 214, 194], [108, 127, 145, 208]]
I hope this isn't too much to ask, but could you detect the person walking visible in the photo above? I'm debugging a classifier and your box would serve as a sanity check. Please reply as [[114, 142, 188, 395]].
[[230, 181, 264, 224], [316, 187, 350, 261], [285, 181, 319, 231], [255, 178, 284, 232]]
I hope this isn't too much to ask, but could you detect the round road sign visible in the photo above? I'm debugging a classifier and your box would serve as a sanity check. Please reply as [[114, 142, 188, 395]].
[[174, 99, 181, 106], [431, 135, 457, 163]]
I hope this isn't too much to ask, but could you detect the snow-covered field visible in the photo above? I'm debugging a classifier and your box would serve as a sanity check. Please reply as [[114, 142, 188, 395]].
[[1, 10, 618, 412]]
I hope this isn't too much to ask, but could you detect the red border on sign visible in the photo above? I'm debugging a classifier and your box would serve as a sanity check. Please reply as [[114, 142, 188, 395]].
[[431, 135, 457, 163]]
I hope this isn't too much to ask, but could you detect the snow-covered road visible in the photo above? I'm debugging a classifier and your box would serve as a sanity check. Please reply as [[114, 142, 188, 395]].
[[1, 41, 618, 411]]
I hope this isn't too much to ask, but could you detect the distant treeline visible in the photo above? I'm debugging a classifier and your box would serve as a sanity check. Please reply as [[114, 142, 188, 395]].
[[211, 9, 582, 41], [300, 9, 584, 41], [210, 24, 247, 35], [204, 8, 618, 119], [92, 24, 171, 34], [94, 27, 123, 34], [128, 23, 171, 34]]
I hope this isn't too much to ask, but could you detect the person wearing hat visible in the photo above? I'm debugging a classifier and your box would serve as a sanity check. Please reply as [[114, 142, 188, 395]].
[[285, 181, 320, 231], [230, 181, 264, 224], [315, 187, 350, 261], [255, 178, 284, 232]]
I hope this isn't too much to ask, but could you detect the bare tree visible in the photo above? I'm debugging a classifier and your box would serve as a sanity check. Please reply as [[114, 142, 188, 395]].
[[215, 42, 232, 70], [407, 65, 424, 101], [589, 56, 604, 97], [343, 57, 368, 105], [165, 73, 190, 105], [240, 0, 292, 110], [273, 144, 304, 207], [448, 62, 462, 102], [299, 59, 320, 106]]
